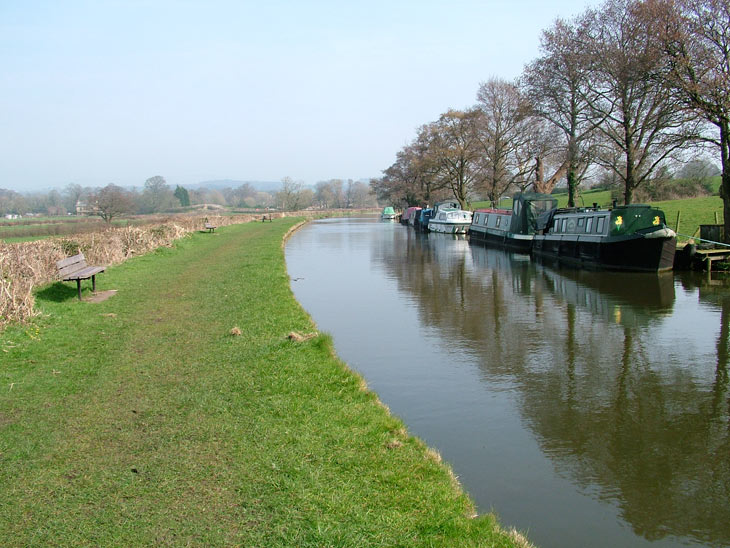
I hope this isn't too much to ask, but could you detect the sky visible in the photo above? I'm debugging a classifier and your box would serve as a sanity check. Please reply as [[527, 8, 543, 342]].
[[0, 0, 599, 193]]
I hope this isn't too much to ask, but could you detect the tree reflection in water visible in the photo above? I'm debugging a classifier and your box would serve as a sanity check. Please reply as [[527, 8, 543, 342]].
[[287, 219, 730, 547], [379, 232, 729, 546]]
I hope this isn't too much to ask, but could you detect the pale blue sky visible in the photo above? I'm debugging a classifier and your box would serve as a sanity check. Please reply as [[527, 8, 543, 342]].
[[1, 0, 597, 192]]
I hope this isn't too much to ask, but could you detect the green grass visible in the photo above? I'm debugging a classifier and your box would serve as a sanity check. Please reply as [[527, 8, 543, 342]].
[[651, 196, 723, 240], [0, 219, 522, 547]]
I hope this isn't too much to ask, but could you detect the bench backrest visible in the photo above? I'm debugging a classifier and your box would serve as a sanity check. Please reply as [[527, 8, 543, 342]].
[[57, 253, 88, 276]]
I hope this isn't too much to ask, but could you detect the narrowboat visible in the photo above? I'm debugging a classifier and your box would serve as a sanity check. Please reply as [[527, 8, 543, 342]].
[[381, 206, 397, 220], [400, 206, 422, 226], [469, 192, 558, 252], [531, 203, 677, 272], [428, 200, 473, 234], [415, 208, 433, 232]]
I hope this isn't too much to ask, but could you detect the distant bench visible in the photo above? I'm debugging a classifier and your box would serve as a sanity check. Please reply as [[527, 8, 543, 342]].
[[56, 253, 106, 300], [204, 222, 217, 232]]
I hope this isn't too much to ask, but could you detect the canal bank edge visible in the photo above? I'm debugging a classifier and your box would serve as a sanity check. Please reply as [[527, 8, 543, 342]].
[[283, 217, 533, 547], [0, 218, 531, 547]]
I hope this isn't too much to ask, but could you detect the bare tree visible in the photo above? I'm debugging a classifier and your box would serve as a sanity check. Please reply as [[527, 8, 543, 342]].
[[95, 184, 134, 223], [142, 175, 175, 213], [276, 177, 309, 211], [652, 0, 730, 238], [63, 183, 86, 214], [581, 0, 699, 204], [372, 131, 447, 207], [428, 109, 483, 209], [474, 79, 535, 205], [523, 16, 600, 204], [314, 181, 336, 209]]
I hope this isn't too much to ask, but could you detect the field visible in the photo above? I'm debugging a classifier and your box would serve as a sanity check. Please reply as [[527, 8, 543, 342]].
[[0, 216, 134, 243], [0, 219, 526, 547]]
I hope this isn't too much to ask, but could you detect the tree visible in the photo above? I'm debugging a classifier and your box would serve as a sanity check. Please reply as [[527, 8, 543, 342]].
[[314, 181, 336, 209], [580, 0, 698, 204], [174, 185, 190, 207], [429, 109, 484, 209], [141, 175, 174, 213], [63, 183, 86, 214], [0, 189, 28, 216], [95, 184, 134, 223], [349, 181, 376, 208], [474, 79, 535, 205], [373, 143, 432, 207], [276, 177, 309, 211], [652, 0, 730, 239], [522, 16, 600, 205]]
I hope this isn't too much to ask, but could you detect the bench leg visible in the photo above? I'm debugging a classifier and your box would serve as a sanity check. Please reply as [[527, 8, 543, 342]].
[[92, 275, 97, 293], [76, 279, 82, 300]]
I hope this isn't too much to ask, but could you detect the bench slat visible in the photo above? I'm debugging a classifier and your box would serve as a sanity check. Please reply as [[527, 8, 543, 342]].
[[57, 253, 87, 270], [61, 266, 105, 281]]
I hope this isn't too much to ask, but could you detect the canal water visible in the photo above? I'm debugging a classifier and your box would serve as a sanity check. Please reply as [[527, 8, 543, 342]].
[[284, 217, 730, 548]]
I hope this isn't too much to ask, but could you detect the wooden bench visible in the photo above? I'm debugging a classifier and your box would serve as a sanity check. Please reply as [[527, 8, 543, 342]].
[[204, 223, 217, 232], [56, 253, 106, 300]]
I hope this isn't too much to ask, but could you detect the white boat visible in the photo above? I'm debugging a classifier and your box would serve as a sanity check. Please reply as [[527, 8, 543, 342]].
[[427, 200, 473, 234]]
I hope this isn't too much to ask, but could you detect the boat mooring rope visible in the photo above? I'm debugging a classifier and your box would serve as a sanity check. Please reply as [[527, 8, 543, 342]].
[[677, 233, 730, 248]]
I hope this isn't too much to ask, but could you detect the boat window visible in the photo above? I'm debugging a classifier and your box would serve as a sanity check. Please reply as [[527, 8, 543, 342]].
[[474, 213, 480, 224], [496, 216, 501, 227], [566, 219, 576, 232], [577, 217, 585, 228], [513, 200, 522, 216], [596, 216, 606, 233], [585, 217, 593, 233], [439, 213, 446, 220]]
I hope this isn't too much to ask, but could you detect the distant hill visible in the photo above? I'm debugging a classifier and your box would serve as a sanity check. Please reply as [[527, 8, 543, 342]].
[[189, 180, 281, 192]]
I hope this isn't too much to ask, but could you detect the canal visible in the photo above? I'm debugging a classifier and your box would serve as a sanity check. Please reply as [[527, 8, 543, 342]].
[[285, 217, 730, 548]]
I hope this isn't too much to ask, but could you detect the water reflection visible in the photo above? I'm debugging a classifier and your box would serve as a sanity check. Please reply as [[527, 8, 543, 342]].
[[286, 218, 730, 548]]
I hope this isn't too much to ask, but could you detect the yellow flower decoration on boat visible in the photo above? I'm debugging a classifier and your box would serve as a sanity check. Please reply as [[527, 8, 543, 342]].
[[653, 216, 661, 226], [615, 215, 623, 227]]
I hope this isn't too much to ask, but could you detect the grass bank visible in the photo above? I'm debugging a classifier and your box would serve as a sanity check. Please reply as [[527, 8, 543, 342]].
[[0, 218, 525, 547]]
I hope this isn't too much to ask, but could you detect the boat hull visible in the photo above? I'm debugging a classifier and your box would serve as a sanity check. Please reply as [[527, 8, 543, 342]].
[[532, 233, 677, 272], [468, 226, 533, 252], [428, 221, 470, 234]]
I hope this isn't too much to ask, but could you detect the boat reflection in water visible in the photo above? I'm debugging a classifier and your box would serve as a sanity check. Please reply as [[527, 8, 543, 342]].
[[287, 218, 730, 548], [382, 232, 728, 547]]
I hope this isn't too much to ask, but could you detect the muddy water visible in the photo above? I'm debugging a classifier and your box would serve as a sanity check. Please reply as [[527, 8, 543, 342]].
[[285, 217, 730, 548]]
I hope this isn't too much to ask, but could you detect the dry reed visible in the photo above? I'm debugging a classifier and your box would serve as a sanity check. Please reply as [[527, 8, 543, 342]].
[[0, 213, 270, 330]]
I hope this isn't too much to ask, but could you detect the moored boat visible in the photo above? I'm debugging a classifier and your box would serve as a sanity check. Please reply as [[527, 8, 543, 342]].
[[401, 206, 422, 226], [415, 208, 433, 232], [469, 192, 557, 252], [428, 200, 472, 234], [532, 203, 677, 272], [381, 206, 397, 220]]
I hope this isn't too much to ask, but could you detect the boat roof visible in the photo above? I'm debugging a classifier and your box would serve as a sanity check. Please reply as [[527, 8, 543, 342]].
[[475, 208, 511, 214]]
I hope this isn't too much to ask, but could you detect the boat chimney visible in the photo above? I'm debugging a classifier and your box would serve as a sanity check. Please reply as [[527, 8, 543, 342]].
[[612, 199, 617, 209], [593, 202, 598, 210]]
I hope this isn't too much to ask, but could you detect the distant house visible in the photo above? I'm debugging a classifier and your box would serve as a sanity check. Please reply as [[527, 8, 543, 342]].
[[76, 200, 99, 215]]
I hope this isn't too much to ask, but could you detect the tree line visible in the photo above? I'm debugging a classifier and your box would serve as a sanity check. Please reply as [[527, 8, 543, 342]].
[[0, 176, 377, 222], [372, 0, 730, 238]]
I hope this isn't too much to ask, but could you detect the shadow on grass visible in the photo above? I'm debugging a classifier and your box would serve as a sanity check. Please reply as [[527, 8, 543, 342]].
[[35, 282, 79, 303]]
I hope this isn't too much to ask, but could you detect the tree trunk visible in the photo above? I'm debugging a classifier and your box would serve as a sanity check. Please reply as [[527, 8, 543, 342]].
[[567, 171, 576, 208], [721, 120, 730, 243], [535, 156, 544, 190]]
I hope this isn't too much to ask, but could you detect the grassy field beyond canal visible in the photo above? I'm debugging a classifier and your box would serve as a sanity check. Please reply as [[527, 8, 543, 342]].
[[0, 218, 524, 547]]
